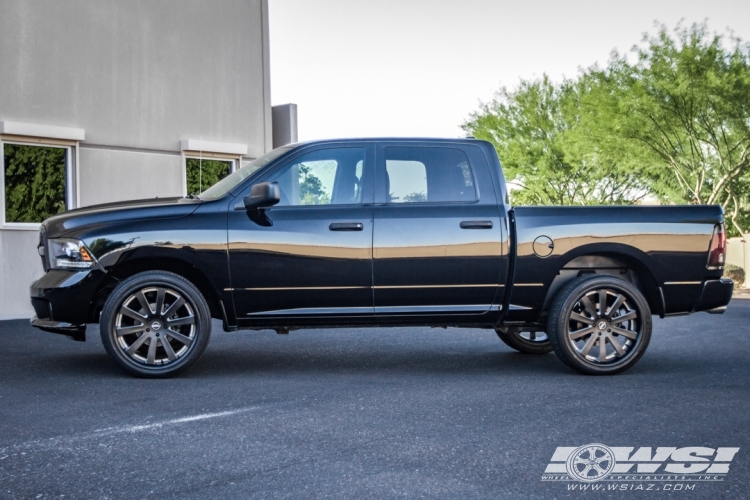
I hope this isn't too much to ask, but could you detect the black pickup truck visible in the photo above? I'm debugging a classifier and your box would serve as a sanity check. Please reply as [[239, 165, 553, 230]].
[[30, 138, 733, 377]]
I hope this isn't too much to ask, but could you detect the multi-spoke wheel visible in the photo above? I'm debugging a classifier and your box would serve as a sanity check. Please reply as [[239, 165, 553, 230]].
[[100, 271, 211, 377], [547, 275, 651, 375], [495, 329, 552, 354]]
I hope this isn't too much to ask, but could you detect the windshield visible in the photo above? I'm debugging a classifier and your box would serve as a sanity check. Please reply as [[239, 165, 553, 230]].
[[198, 146, 294, 200]]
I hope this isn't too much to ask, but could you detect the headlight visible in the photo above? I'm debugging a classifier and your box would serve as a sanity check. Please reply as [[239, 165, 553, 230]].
[[48, 238, 96, 270]]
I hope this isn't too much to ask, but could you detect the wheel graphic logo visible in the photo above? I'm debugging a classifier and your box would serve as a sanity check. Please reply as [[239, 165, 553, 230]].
[[566, 443, 615, 482]]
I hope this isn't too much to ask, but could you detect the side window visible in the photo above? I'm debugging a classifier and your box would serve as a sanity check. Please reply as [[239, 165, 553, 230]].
[[385, 147, 477, 203], [268, 147, 365, 206]]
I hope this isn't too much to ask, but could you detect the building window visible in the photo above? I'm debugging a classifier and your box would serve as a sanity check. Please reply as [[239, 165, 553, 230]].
[[2, 143, 71, 225], [185, 158, 234, 196]]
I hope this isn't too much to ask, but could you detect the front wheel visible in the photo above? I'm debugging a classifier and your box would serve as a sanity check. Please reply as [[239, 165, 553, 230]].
[[547, 275, 651, 375], [100, 271, 211, 378]]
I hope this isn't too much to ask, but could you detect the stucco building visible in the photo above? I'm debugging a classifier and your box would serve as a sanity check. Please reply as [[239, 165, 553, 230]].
[[0, 0, 296, 319]]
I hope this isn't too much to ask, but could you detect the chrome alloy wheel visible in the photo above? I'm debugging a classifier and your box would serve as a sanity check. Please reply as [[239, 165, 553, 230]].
[[114, 287, 196, 366], [566, 288, 641, 364]]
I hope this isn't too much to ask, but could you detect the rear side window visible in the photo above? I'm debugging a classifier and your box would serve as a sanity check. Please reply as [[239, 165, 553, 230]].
[[384, 147, 476, 203]]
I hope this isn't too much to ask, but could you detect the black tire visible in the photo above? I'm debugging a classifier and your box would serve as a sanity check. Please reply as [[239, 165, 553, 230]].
[[547, 274, 651, 375], [495, 329, 552, 354], [100, 271, 211, 378]]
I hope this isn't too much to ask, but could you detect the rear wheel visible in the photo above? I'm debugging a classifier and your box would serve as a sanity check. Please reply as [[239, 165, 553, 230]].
[[495, 329, 552, 354], [547, 275, 651, 375], [100, 271, 211, 378]]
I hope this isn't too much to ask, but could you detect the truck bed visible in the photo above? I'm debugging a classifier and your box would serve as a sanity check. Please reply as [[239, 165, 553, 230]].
[[506, 205, 725, 322]]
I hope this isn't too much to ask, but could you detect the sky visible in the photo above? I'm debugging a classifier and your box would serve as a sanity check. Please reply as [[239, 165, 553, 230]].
[[268, 0, 750, 141]]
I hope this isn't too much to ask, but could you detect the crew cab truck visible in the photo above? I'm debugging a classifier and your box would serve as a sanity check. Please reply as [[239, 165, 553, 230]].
[[30, 138, 733, 377]]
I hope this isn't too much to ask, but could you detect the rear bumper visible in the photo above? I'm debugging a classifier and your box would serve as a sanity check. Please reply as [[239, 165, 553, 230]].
[[30, 316, 86, 341], [693, 278, 734, 314]]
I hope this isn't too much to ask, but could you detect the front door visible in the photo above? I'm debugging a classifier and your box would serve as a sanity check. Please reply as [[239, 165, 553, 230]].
[[228, 144, 374, 322], [372, 143, 506, 318]]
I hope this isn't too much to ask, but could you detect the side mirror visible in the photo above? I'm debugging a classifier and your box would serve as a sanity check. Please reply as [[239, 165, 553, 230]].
[[243, 182, 280, 209]]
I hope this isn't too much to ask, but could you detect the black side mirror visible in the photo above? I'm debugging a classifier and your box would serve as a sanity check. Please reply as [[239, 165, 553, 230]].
[[243, 182, 280, 209]]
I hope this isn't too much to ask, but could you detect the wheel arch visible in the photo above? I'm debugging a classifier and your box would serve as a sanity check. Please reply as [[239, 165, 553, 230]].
[[541, 247, 663, 317], [89, 256, 225, 323]]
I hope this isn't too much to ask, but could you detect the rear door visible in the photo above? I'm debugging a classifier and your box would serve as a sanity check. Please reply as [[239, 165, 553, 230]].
[[372, 142, 507, 319]]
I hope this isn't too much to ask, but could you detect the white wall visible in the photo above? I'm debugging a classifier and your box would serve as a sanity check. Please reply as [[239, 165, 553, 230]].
[[78, 148, 184, 206], [0, 0, 271, 157], [0, 230, 43, 319], [0, 0, 273, 321]]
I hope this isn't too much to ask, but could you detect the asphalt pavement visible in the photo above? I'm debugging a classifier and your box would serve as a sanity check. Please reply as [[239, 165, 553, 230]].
[[0, 300, 748, 499]]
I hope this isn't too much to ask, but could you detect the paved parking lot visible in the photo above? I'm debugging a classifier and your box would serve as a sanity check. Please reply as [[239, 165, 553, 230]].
[[0, 300, 748, 499]]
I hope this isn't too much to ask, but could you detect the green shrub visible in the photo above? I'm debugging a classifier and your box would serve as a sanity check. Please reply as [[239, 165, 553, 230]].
[[724, 264, 746, 289], [186, 159, 231, 195], [3, 144, 66, 223]]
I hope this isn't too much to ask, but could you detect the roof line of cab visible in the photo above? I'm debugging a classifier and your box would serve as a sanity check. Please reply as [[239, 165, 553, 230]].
[[283, 137, 484, 148]]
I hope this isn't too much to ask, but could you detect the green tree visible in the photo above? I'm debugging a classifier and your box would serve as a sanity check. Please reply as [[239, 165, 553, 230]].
[[403, 191, 427, 202], [589, 23, 750, 233], [463, 77, 649, 205], [3, 144, 67, 223], [299, 163, 331, 205], [186, 159, 231, 195]]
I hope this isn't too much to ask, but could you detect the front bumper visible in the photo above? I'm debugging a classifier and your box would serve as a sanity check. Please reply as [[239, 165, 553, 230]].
[[30, 316, 86, 341], [693, 278, 734, 314], [30, 269, 108, 340]]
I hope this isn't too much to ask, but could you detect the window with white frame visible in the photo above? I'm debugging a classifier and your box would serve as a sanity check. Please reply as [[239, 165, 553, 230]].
[[2, 142, 73, 226], [185, 157, 235, 196]]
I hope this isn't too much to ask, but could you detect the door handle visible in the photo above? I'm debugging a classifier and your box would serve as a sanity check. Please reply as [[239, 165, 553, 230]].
[[460, 220, 493, 229], [329, 222, 364, 231]]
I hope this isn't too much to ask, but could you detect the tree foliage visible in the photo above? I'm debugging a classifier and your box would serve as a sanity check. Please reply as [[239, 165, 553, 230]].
[[299, 163, 331, 205], [3, 144, 67, 223], [463, 22, 750, 234], [403, 191, 427, 202], [592, 23, 750, 233], [463, 77, 649, 205]]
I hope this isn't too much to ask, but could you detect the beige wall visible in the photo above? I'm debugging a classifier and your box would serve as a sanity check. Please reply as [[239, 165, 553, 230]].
[[726, 236, 749, 287]]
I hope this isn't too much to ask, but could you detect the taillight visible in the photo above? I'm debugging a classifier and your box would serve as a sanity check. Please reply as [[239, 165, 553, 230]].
[[707, 223, 726, 269]]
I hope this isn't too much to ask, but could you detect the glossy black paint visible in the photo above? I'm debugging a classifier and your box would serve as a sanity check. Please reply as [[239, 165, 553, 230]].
[[29, 317, 86, 341], [228, 142, 375, 324], [29, 138, 732, 341], [229, 205, 375, 320], [694, 278, 734, 313], [506, 205, 726, 322], [371, 141, 508, 321]]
